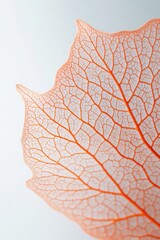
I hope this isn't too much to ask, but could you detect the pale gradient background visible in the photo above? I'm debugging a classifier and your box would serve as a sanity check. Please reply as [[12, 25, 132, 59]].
[[0, 0, 159, 240]]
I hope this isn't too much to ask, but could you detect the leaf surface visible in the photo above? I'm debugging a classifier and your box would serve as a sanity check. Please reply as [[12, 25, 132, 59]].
[[17, 19, 160, 239]]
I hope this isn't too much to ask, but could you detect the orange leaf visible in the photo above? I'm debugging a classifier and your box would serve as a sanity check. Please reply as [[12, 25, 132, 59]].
[[17, 19, 160, 239]]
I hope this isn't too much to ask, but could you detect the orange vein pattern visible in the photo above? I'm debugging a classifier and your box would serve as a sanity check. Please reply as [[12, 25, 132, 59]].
[[17, 19, 160, 240]]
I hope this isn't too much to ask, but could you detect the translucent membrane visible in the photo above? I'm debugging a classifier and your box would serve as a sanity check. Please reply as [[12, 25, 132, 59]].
[[17, 19, 160, 239]]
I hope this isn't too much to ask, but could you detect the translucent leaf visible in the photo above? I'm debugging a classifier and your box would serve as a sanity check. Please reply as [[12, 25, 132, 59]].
[[17, 19, 160, 239]]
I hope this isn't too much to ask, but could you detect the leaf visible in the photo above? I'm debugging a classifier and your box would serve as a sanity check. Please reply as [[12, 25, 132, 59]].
[[17, 19, 160, 239]]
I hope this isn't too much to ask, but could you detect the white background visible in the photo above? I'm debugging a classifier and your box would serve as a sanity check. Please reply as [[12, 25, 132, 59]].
[[0, 0, 159, 239]]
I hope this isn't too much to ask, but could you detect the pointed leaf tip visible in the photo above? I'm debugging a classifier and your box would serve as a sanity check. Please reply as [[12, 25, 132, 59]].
[[16, 84, 26, 98], [16, 84, 35, 101], [76, 19, 91, 30], [16, 84, 24, 92]]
